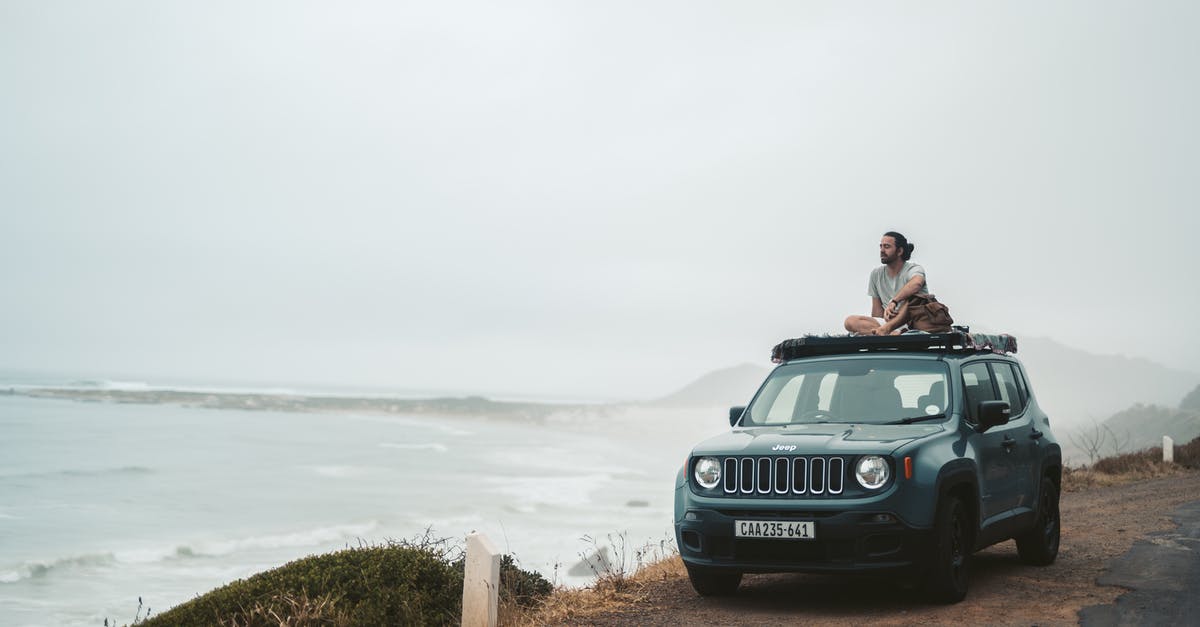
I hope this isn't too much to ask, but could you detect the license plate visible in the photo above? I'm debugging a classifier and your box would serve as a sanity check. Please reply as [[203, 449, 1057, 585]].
[[734, 520, 815, 539]]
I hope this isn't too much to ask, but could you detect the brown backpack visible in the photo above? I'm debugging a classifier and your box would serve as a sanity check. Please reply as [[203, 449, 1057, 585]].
[[905, 294, 954, 333]]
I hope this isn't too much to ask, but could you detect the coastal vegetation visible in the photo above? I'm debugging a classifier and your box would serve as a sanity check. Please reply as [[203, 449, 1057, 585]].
[[132, 535, 550, 627], [1062, 433, 1200, 491]]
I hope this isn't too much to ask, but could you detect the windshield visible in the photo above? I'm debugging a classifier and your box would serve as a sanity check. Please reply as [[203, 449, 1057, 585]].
[[744, 358, 951, 426]]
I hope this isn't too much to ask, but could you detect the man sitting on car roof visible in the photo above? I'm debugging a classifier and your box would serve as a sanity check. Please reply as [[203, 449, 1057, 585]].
[[844, 231, 929, 336]]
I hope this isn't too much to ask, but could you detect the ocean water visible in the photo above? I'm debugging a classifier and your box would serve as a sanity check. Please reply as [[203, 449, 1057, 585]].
[[0, 394, 723, 626]]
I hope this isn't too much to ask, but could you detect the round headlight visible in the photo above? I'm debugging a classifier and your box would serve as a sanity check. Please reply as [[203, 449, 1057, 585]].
[[855, 456, 890, 489], [694, 457, 721, 489]]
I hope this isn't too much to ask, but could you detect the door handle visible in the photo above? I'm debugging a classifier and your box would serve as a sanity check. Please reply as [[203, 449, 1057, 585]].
[[1002, 437, 1016, 450], [1030, 429, 1044, 440]]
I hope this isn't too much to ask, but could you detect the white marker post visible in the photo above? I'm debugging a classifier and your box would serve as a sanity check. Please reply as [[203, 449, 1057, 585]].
[[462, 533, 500, 627], [1164, 436, 1174, 463]]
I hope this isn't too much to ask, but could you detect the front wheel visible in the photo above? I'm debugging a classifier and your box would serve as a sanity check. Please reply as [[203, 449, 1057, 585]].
[[924, 495, 970, 603], [1016, 478, 1060, 565], [685, 565, 742, 596]]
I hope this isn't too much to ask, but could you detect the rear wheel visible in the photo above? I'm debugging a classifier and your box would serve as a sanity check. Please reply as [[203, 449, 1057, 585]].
[[1016, 477, 1060, 565], [685, 565, 742, 596], [925, 495, 970, 603]]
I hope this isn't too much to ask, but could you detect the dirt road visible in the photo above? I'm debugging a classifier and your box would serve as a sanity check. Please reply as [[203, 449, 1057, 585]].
[[570, 472, 1200, 627]]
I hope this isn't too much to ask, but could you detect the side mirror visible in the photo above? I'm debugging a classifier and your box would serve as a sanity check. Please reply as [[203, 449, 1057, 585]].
[[729, 406, 746, 427], [976, 400, 1011, 432]]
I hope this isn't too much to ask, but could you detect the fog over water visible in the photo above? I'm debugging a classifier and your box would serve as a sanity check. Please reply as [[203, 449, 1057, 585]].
[[2, 1, 1197, 399]]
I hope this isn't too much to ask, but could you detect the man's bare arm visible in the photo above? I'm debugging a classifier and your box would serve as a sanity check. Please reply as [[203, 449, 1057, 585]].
[[889, 275, 926, 308], [871, 297, 885, 318]]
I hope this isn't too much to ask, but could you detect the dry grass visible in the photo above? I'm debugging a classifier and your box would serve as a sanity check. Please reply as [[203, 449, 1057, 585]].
[[505, 533, 686, 627], [1061, 463, 1188, 492], [1063, 435, 1200, 492], [509, 555, 686, 626], [218, 592, 351, 627], [1177, 435, 1200, 465]]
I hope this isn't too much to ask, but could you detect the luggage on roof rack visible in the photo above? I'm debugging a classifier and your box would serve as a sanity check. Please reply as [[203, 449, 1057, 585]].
[[770, 331, 1017, 363]]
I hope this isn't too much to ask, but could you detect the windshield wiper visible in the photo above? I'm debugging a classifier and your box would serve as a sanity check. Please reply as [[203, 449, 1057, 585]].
[[887, 413, 947, 425]]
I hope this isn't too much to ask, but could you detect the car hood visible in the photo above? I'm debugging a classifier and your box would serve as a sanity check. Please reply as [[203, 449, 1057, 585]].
[[689, 422, 947, 456]]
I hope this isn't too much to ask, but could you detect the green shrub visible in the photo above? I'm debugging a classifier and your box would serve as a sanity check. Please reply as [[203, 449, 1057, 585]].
[[498, 554, 553, 607], [450, 553, 553, 609], [142, 538, 462, 627]]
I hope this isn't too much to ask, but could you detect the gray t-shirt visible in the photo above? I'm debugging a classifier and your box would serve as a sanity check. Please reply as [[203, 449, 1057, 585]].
[[868, 262, 929, 303]]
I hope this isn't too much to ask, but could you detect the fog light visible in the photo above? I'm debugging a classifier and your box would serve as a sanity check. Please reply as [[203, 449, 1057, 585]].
[[685, 511, 699, 521], [872, 513, 894, 523]]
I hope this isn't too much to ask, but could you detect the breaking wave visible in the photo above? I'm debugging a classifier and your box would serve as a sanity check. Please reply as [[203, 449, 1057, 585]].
[[65, 379, 151, 391], [0, 466, 153, 481], [310, 465, 373, 478], [379, 442, 448, 453], [0, 553, 117, 584], [0, 521, 380, 584]]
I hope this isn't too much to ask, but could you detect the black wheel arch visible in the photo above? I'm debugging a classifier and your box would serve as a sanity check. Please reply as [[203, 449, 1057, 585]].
[[934, 459, 980, 546], [1037, 448, 1063, 493]]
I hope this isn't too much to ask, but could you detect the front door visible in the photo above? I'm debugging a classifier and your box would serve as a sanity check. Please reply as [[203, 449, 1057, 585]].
[[963, 362, 1021, 524]]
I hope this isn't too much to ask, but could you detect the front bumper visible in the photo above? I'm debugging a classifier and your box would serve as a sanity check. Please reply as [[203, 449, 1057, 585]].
[[675, 506, 934, 573]]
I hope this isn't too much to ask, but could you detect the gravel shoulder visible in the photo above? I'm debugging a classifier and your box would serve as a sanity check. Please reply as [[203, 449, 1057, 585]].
[[1079, 499, 1200, 625], [559, 471, 1200, 627]]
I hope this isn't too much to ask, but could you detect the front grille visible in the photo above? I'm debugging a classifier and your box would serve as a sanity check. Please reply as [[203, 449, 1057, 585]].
[[720, 456, 845, 496]]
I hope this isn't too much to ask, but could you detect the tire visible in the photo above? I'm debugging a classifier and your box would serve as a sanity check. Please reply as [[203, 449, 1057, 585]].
[[685, 565, 742, 596], [925, 495, 970, 603], [1016, 477, 1060, 565]]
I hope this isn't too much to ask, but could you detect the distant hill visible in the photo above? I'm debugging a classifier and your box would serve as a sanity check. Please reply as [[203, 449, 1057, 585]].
[[1016, 336, 1198, 431], [1101, 403, 1200, 452], [651, 363, 769, 408], [1182, 384, 1200, 411]]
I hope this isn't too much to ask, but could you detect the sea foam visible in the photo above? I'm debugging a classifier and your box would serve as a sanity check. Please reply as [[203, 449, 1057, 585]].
[[379, 442, 448, 453], [485, 473, 611, 508], [0, 553, 118, 584], [1, 522, 381, 585]]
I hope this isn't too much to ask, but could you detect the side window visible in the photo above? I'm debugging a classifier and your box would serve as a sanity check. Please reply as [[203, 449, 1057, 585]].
[[992, 363, 1026, 415], [1013, 365, 1032, 406], [961, 362, 997, 423]]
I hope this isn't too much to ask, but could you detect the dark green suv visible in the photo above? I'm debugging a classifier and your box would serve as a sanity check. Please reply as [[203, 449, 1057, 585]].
[[673, 332, 1061, 603]]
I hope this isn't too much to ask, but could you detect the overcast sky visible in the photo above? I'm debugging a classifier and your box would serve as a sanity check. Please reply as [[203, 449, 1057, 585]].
[[1, 1, 1196, 399]]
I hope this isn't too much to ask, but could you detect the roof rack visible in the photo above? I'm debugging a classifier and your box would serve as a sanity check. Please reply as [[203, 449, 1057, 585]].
[[770, 331, 1017, 363]]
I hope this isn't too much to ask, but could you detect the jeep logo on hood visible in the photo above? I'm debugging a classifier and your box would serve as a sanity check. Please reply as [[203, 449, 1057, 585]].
[[772, 444, 798, 452]]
